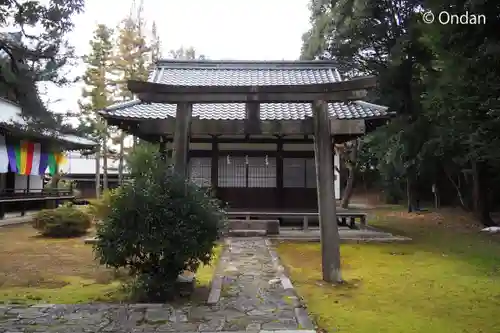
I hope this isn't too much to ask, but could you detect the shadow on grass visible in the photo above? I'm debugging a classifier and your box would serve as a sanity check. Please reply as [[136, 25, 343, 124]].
[[367, 208, 500, 278]]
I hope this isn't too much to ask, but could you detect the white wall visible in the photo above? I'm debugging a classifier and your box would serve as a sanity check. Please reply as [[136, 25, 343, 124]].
[[29, 175, 43, 192], [14, 175, 43, 193], [60, 152, 121, 175], [14, 174, 27, 192]]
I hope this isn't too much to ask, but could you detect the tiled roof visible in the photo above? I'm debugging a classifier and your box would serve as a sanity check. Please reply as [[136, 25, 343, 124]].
[[0, 97, 97, 148], [102, 60, 389, 120], [150, 60, 343, 86], [103, 100, 388, 120]]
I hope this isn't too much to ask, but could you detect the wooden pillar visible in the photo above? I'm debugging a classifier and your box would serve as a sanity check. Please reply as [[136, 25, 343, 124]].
[[172, 103, 192, 178], [276, 136, 284, 209], [312, 100, 342, 283], [245, 102, 261, 133], [211, 137, 219, 193], [95, 145, 101, 199]]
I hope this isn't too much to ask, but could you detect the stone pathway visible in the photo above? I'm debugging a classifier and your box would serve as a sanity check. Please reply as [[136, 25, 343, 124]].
[[0, 238, 313, 333]]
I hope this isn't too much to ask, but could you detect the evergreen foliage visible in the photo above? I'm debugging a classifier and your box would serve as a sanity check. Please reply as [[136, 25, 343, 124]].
[[93, 151, 225, 301], [301, 0, 500, 225], [32, 206, 92, 238], [0, 0, 85, 132]]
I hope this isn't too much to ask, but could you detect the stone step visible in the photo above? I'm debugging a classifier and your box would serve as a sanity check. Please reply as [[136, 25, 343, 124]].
[[228, 229, 267, 237], [227, 219, 280, 235]]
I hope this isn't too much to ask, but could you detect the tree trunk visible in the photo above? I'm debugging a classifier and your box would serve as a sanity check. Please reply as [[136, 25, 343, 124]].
[[48, 173, 62, 209], [340, 139, 361, 209], [95, 146, 101, 199], [444, 167, 467, 209], [432, 183, 440, 209], [102, 135, 108, 191], [406, 176, 414, 212], [341, 167, 355, 208], [471, 161, 496, 226], [118, 131, 125, 185]]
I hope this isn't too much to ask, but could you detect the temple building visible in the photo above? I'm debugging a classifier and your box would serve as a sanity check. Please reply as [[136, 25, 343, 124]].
[[100, 60, 390, 211], [0, 97, 97, 217]]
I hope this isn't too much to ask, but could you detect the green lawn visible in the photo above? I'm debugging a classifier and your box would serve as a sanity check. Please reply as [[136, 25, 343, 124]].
[[0, 224, 222, 304], [277, 208, 500, 333]]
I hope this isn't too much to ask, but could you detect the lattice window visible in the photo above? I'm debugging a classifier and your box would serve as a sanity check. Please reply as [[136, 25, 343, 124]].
[[283, 158, 305, 188], [248, 157, 276, 188], [189, 157, 212, 187], [218, 156, 246, 188], [305, 158, 317, 188]]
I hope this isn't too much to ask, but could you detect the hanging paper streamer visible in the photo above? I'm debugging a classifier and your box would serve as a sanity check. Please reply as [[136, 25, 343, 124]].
[[0, 135, 8, 173]]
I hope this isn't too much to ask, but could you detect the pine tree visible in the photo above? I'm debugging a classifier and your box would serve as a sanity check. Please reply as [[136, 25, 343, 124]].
[[79, 24, 116, 192], [0, 0, 85, 132]]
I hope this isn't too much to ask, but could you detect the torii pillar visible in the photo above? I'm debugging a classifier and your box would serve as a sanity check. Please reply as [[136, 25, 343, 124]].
[[313, 100, 342, 283]]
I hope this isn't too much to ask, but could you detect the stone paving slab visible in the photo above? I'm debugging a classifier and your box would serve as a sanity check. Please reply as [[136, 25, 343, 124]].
[[270, 227, 411, 243], [0, 238, 313, 333]]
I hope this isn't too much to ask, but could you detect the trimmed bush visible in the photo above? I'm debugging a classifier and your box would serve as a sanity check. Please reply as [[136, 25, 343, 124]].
[[87, 189, 120, 222], [32, 206, 92, 237], [93, 153, 226, 301]]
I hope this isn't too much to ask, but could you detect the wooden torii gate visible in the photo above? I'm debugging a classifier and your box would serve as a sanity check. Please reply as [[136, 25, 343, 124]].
[[127, 76, 377, 283]]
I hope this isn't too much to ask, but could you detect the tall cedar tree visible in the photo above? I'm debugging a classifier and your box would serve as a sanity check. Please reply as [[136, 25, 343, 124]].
[[79, 24, 116, 191], [0, 0, 85, 132], [112, 0, 152, 184]]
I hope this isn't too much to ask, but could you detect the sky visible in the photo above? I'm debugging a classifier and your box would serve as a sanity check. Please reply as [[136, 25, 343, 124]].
[[46, 0, 312, 115]]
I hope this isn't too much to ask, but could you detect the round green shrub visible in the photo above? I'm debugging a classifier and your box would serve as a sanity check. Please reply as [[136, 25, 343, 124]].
[[93, 154, 226, 301], [32, 206, 92, 237]]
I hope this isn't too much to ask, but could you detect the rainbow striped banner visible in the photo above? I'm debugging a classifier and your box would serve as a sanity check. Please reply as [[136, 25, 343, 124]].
[[6, 141, 66, 175]]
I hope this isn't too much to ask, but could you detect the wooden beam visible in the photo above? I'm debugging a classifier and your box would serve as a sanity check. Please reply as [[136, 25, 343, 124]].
[[330, 119, 365, 135], [136, 89, 368, 103], [128, 76, 376, 97], [172, 103, 192, 178], [129, 76, 378, 103], [138, 118, 365, 136], [312, 100, 342, 283], [189, 150, 314, 158]]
